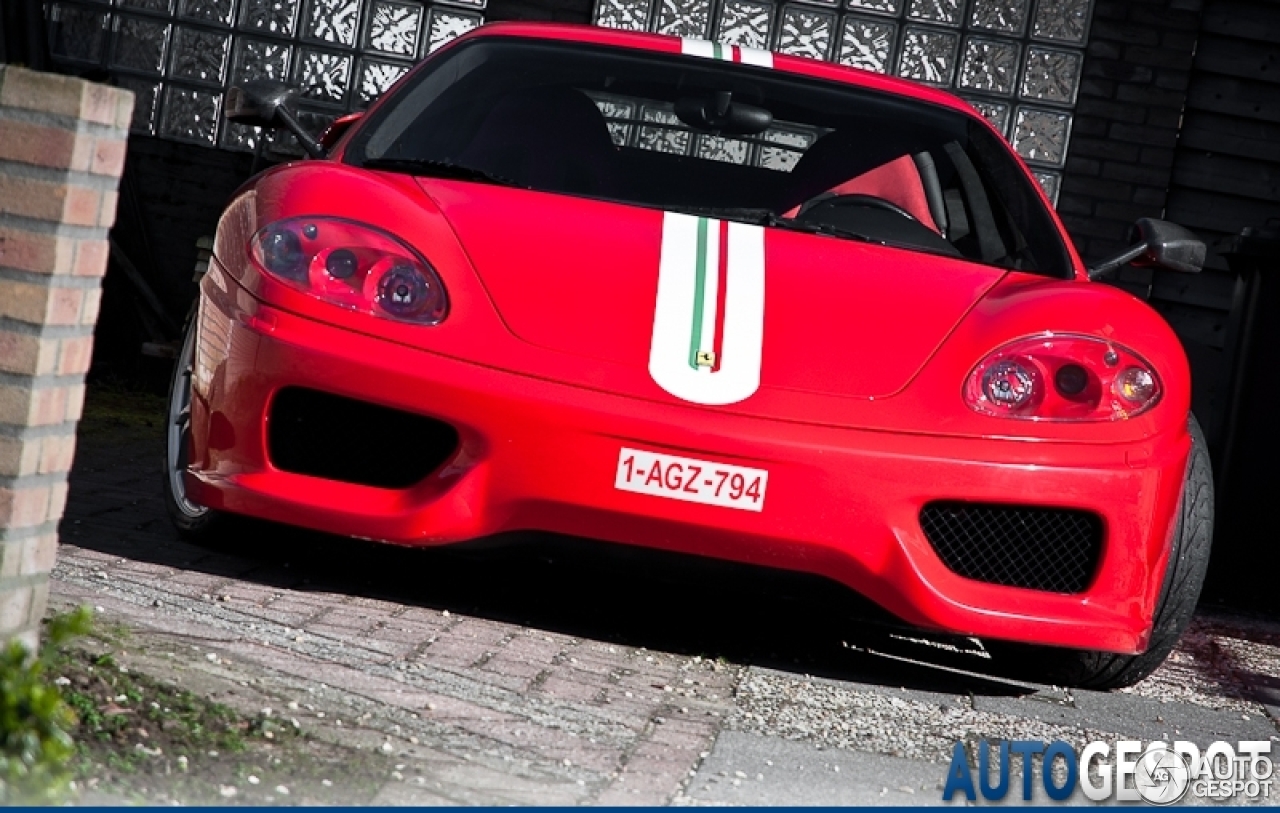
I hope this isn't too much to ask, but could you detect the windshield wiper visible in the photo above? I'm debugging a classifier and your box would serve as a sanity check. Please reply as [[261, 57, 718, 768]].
[[670, 205, 779, 222], [762, 215, 882, 246], [667, 206, 1000, 260], [671, 206, 882, 246], [359, 157, 524, 188]]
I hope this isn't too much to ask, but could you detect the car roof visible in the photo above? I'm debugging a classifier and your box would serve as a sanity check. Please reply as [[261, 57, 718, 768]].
[[444, 21, 984, 122]]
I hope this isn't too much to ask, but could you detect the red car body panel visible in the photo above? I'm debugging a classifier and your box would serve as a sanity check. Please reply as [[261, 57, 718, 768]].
[[422, 180, 1008, 402], [186, 22, 1194, 656]]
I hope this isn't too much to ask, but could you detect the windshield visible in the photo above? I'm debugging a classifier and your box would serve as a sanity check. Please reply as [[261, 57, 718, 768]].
[[345, 37, 1074, 278]]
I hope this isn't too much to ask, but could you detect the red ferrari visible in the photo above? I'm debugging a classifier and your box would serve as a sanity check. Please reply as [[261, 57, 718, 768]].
[[164, 22, 1213, 689]]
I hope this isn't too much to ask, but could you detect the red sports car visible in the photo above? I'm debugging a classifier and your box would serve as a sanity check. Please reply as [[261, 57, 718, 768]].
[[164, 22, 1213, 689]]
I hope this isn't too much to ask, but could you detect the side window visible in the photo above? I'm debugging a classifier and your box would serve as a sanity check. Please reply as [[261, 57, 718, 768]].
[[923, 140, 1046, 273], [964, 125, 1076, 278], [938, 141, 1011, 266]]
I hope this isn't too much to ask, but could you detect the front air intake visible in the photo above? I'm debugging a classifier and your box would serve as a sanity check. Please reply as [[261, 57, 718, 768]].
[[919, 501, 1103, 594], [268, 387, 458, 489]]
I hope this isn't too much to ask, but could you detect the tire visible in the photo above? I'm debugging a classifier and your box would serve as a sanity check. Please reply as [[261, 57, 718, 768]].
[[162, 310, 224, 539], [1013, 413, 1214, 690]]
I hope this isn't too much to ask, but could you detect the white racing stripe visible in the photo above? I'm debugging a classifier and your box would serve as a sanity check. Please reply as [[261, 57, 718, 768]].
[[649, 212, 765, 405], [681, 38, 718, 59], [737, 46, 774, 67], [680, 38, 775, 67], [651, 42, 771, 404]]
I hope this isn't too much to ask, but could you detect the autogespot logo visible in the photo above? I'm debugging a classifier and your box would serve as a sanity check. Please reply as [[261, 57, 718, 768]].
[[1133, 745, 1191, 805], [942, 739, 1274, 804]]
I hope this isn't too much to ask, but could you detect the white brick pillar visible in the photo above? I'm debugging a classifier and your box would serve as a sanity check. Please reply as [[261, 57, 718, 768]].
[[0, 66, 132, 650]]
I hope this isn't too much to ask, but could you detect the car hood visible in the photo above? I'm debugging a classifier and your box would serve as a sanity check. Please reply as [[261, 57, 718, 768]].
[[420, 180, 1006, 403]]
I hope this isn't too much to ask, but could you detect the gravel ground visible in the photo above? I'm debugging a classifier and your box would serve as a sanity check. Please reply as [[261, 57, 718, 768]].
[[728, 669, 1121, 763], [725, 611, 1280, 766], [1121, 616, 1280, 714]]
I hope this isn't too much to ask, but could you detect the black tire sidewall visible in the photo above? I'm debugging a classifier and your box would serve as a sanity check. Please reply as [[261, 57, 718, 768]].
[[161, 311, 221, 538]]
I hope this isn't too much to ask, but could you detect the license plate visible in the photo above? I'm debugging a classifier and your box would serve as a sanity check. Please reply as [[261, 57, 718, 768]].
[[614, 447, 768, 512]]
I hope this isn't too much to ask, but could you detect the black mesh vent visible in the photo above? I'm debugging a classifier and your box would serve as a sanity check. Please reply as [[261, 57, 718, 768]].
[[919, 502, 1103, 594], [268, 388, 458, 489]]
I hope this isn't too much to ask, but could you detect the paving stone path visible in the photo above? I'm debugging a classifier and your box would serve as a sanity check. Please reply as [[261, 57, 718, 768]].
[[50, 404, 1280, 804]]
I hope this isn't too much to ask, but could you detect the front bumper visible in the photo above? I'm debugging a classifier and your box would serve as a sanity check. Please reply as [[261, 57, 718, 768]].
[[187, 275, 1189, 655]]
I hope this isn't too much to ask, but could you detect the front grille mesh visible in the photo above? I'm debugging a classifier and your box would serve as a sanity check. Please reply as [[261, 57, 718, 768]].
[[919, 502, 1103, 594]]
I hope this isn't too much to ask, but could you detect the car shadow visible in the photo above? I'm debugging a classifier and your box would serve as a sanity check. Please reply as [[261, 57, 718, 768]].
[[62, 388, 1280, 712], [61, 415, 1040, 699]]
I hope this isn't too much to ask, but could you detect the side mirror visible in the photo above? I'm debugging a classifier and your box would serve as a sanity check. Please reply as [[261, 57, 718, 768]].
[[1088, 218, 1206, 280], [225, 80, 326, 159]]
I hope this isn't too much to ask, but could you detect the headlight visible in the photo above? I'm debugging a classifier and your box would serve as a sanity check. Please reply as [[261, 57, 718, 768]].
[[964, 334, 1162, 421], [249, 216, 448, 326]]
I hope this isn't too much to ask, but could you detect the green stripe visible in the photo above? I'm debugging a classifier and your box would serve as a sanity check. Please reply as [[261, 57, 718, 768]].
[[712, 42, 723, 60], [689, 217, 710, 369]]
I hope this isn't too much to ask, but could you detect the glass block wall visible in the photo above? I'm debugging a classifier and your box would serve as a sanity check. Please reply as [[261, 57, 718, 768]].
[[588, 90, 822, 172], [44, 0, 486, 154], [593, 0, 1093, 204]]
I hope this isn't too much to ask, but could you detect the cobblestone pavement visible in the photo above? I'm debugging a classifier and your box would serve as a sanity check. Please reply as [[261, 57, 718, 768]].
[[50, 399, 1280, 805]]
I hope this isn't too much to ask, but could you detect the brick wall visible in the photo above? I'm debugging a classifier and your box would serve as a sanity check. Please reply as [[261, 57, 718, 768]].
[[0, 66, 131, 650], [1056, 0, 1205, 263]]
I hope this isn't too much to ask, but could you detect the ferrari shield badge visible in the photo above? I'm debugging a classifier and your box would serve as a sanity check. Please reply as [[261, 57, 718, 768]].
[[649, 213, 766, 405]]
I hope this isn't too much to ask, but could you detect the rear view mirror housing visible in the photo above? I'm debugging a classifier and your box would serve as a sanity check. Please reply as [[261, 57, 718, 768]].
[[1130, 218, 1207, 274], [674, 91, 772, 135], [1088, 218, 1206, 280], [319, 112, 363, 151], [225, 80, 326, 159]]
